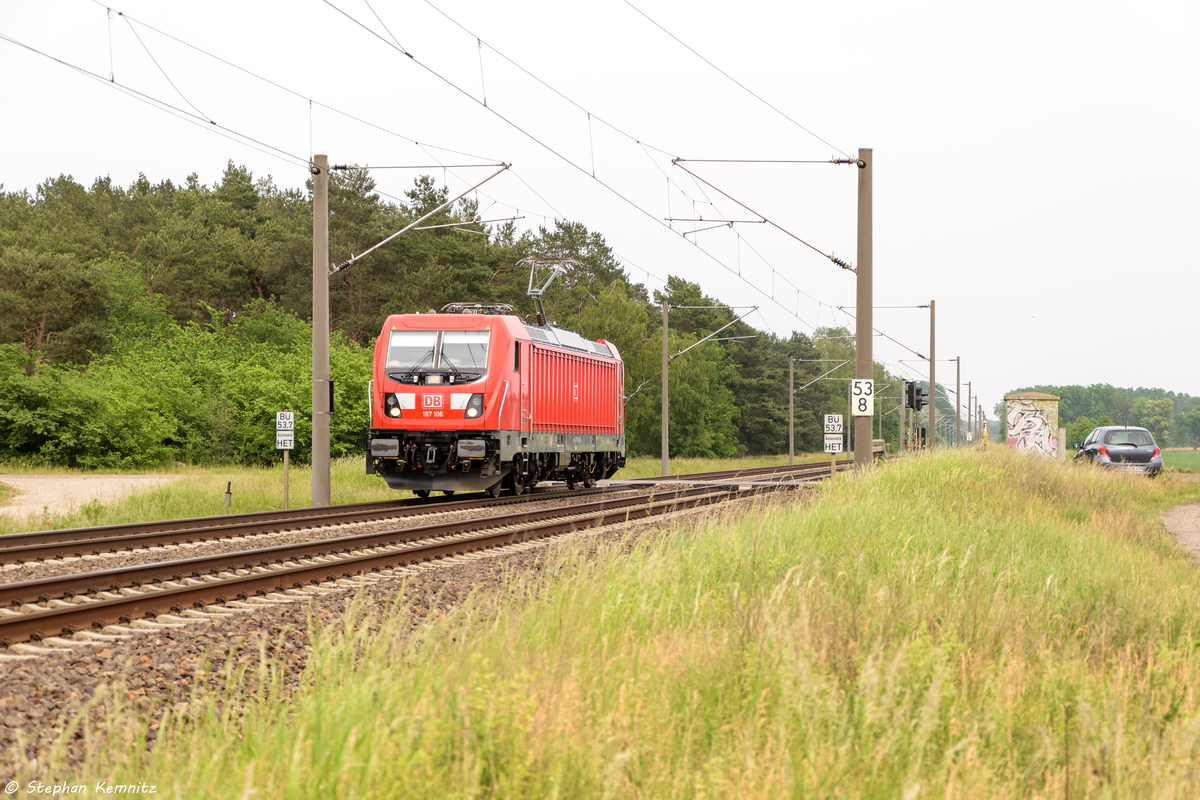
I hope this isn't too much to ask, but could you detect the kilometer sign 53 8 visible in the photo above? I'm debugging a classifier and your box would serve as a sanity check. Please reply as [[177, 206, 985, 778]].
[[850, 379, 874, 417]]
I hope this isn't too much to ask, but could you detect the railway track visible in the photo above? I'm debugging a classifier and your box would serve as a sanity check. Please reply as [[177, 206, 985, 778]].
[[0, 485, 608, 565], [0, 460, 842, 565], [0, 460, 841, 647]]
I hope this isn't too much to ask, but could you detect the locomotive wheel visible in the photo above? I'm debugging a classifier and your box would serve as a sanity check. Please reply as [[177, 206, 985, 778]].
[[414, 489, 430, 499], [486, 481, 503, 499], [509, 456, 526, 496], [565, 477, 577, 491], [441, 490, 455, 496], [582, 470, 596, 489]]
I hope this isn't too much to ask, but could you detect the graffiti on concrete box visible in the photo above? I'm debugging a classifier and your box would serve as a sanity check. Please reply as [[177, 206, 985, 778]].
[[1005, 393, 1060, 457]]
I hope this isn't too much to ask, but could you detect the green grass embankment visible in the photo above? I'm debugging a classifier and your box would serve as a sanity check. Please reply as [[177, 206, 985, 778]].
[[1163, 450, 1200, 472], [27, 449, 1200, 796]]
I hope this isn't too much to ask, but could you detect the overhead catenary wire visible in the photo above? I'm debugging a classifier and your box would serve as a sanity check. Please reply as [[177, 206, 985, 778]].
[[320, 0, 692, 233], [339, 0, 850, 334], [119, 13, 211, 122], [0, 31, 309, 169], [833, 306, 927, 360], [70, 0, 532, 219], [17, 3, 934, 370], [671, 158, 857, 273], [362, 0, 408, 52], [85, 0, 500, 165], [72, 0, 849, 341], [319, 2, 819, 334], [618, 0, 852, 160], [71, 1, 561, 233], [7, 16, 966, 412], [420, 0, 678, 161]]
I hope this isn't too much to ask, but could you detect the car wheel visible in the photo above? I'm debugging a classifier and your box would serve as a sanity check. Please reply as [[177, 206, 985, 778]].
[[414, 489, 430, 499]]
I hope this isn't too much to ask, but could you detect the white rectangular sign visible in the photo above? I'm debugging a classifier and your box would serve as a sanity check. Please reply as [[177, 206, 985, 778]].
[[276, 411, 295, 431], [824, 433, 844, 454], [276, 431, 295, 450], [823, 414, 843, 434], [850, 379, 874, 417]]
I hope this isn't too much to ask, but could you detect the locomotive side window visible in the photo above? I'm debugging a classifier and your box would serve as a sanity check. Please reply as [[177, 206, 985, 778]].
[[513, 342, 521, 372]]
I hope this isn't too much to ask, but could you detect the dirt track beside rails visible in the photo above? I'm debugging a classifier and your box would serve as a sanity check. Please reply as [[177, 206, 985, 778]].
[[1162, 473, 1200, 563], [0, 475, 185, 524]]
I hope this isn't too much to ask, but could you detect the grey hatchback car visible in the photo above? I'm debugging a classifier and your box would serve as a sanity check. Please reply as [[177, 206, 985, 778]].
[[1073, 426, 1163, 476]]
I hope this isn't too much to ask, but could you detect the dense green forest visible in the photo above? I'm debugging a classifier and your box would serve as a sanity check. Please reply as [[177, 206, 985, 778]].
[[1002, 385, 1200, 449], [0, 163, 930, 467]]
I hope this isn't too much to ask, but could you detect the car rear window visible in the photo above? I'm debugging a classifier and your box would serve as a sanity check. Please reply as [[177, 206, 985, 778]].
[[1103, 430, 1155, 446]]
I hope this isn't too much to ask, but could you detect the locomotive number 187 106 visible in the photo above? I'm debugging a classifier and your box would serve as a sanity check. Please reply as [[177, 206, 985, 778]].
[[366, 303, 626, 498]]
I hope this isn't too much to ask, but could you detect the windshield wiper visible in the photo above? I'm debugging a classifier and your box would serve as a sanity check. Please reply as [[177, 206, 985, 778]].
[[388, 349, 435, 383]]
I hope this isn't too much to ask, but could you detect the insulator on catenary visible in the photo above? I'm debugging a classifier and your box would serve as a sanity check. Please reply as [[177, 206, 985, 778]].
[[830, 256, 855, 272]]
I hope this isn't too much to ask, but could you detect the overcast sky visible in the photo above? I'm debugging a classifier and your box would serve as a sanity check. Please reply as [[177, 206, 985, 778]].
[[3, 0, 1197, 419]]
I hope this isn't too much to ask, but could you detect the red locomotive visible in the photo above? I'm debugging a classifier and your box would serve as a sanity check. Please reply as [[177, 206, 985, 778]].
[[367, 303, 626, 497]]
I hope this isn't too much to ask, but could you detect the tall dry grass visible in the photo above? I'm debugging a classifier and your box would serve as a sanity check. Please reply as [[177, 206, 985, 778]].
[[22, 448, 1200, 797]]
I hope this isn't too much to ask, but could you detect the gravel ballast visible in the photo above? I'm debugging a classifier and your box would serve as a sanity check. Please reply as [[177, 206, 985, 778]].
[[0, 494, 785, 780], [0, 488, 651, 585]]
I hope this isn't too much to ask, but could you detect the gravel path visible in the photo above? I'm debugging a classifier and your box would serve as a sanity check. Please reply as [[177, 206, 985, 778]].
[[0, 475, 186, 523], [1163, 501, 1200, 563]]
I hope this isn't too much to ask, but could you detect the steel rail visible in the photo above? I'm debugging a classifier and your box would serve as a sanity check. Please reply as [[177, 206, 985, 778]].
[[0, 485, 770, 645], [0, 486, 609, 563], [618, 460, 847, 485], [0, 462, 837, 560], [0, 485, 761, 608], [0, 497, 422, 549]]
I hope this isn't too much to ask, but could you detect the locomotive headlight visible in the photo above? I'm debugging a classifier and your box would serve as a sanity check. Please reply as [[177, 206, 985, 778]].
[[465, 393, 484, 418], [384, 393, 401, 418]]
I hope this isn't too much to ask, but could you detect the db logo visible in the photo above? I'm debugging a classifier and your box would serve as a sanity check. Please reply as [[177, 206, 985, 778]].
[[423, 395, 444, 409]]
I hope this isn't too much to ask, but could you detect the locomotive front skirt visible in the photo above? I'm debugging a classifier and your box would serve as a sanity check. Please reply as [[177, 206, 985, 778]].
[[367, 307, 626, 497]]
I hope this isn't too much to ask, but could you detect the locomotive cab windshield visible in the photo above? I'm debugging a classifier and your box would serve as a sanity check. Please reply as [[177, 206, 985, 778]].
[[385, 330, 489, 385]]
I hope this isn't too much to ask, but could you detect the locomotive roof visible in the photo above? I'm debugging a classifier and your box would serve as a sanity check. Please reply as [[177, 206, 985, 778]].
[[388, 311, 615, 359], [524, 323, 615, 359]]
